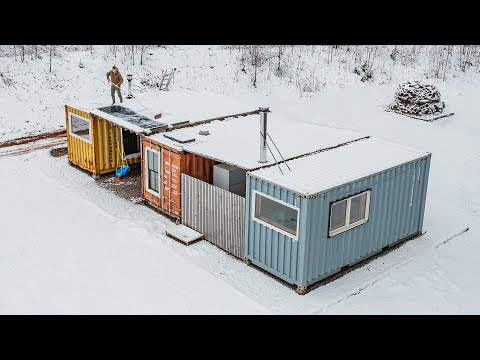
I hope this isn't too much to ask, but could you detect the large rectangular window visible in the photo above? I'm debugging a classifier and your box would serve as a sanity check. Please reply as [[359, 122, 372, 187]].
[[146, 148, 160, 195], [329, 190, 371, 237], [253, 191, 299, 238], [69, 113, 91, 143]]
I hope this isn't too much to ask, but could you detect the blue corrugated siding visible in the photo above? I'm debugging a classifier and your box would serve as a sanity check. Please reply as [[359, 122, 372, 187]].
[[244, 176, 308, 285], [304, 155, 431, 286], [245, 154, 431, 288]]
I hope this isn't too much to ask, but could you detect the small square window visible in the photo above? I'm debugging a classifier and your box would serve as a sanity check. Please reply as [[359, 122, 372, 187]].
[[329, 190, 370, 236], [69, 114, 91, 142]]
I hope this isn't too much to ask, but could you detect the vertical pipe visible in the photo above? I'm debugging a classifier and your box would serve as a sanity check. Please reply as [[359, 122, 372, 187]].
[[126, 74, 133, 99], [259, 107, 269, 163]]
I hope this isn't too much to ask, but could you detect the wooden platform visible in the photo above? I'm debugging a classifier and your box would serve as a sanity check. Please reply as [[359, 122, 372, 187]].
[[166, 225, 204, 246], [386, 109, 455, 122]]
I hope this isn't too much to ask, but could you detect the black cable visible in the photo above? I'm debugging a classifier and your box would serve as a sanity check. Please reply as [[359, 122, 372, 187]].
[[260, 131, 284, 175], [266, 131, 291, 171]]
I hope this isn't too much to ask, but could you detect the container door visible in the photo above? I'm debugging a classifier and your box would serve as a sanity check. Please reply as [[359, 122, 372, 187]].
[[161, 147, 182, 218]]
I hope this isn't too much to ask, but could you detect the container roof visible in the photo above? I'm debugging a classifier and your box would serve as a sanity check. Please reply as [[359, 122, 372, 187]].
[[249, 137, 430, 195], [147, 114, 366, 169], [67, 89, 258, 133], [126, 89, 261, 126], [91, 105, 167, 134]]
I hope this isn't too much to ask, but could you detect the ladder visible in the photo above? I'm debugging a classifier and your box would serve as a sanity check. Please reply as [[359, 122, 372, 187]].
[[159, 69, 175, 90]]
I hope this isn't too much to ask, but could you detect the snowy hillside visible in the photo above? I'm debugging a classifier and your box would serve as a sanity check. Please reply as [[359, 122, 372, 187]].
[[2, 45, 480, 142], [0, 45, 479, 314]]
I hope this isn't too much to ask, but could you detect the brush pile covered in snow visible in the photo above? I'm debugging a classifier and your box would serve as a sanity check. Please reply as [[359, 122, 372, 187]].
[[389, 81, 445, 116]]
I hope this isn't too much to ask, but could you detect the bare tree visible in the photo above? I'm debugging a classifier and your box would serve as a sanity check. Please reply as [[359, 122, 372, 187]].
[[443, 45, 453, 81], [248, 45, 261, 87], [277, 45, 284, 72], [140, 45, 149, 65], [20, 45, 25, 62], [49, 45, 54, 72]]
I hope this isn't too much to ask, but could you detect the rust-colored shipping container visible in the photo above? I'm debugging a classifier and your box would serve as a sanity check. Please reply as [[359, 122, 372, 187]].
[[142, 136, 216, 220]]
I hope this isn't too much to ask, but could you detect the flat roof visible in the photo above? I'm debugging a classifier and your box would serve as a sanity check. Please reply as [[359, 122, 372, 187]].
[[147, 114, 366, 169], [67, 89, 258, 133], [249, 137, 430, 195], [129, 89, 261, 126]]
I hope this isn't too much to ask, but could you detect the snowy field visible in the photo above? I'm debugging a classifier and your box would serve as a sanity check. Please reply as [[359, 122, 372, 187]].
[[1, 46, 479, 314]]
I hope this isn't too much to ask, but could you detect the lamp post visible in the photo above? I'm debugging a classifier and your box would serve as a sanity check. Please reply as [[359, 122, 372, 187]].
[[126, 74, 133, 99]]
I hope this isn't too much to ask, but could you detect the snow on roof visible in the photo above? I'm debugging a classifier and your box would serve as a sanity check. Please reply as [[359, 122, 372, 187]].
[[128, 89, 259, 126], [67, 89, 257, 133], [147, 115, 366, 169], [250, 137, 430, 195]]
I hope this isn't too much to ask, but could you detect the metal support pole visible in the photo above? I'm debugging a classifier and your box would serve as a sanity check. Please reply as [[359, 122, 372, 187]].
[[126, 74, 133, 99], [259, 107, 269, 163]]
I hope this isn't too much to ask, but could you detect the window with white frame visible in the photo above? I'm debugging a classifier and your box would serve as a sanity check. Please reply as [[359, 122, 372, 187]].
[[329, 190, 371, 237], [69, 113, 91, 142], [253, 191, 299, 238], [145, 148, 160, 195]]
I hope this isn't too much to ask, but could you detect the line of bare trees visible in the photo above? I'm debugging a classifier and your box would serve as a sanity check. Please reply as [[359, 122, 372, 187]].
[[103, 45, 161, 65], [229, 45, 480, 91], [2, 45, 156, 72], [3, 45, 480, 90]]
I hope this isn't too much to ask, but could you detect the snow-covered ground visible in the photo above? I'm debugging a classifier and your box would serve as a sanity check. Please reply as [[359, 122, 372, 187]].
[[1, 46, 479, 314]]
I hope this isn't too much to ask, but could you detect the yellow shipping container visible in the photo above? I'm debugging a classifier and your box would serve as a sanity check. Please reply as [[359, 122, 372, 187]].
[[65, 104, 164, 177]]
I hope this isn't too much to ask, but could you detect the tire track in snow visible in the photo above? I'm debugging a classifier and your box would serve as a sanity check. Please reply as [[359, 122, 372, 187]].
[[435, 227, 470, 248], [0, 129, 66, 158]]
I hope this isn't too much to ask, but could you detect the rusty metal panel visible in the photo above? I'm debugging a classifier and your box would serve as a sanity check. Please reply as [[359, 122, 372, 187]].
[[182, 174, 245, 259], [141, 136, 220, 221], [163, 146, 182, 218], [141, 136, 182, 220], [183, 153, 217, 184]]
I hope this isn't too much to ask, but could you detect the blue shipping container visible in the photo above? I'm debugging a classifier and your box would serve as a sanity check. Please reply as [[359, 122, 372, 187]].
[[245, 137, 431, 293]]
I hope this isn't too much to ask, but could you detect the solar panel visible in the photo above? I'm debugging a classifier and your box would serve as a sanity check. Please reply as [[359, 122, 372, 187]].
[[97, 105, 166, 131]]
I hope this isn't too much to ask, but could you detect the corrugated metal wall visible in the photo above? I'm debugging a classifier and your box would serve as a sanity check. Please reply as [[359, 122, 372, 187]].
[[66, 106, 96, 173], [142, 138, 183, 220], [142, 136, 220, 220], [182, 174, 245, 259], [184, 153, 218, 184], [244, 176, 308, 285], [66, 106, 141, 175], [245, 155, 431, 288], [303, 155, 431, 286]]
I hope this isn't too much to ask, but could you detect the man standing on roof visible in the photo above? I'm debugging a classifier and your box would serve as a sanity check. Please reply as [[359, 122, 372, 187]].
[[106, 65, 123, 105]]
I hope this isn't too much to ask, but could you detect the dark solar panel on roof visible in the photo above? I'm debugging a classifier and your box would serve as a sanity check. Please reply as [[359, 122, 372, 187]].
[[97, 105, 166, 131]]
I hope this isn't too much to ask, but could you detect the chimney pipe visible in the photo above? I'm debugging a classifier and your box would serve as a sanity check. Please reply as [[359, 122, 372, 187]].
[[126, 74, 133, 99], [259, 107, 269, 163]]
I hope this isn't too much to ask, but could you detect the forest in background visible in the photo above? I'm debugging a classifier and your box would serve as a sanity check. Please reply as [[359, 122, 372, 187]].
[[1, 45, 479, 94]]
